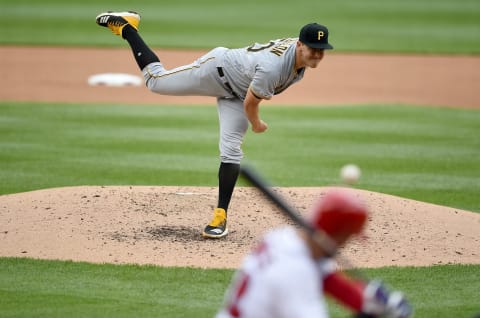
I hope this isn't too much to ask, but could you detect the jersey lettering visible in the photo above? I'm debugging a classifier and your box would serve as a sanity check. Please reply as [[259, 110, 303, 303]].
[[246, 38, 297, 57], [270, 44, 290, 56], [246, 41, 275, 52], [269, 38, 297, 56]]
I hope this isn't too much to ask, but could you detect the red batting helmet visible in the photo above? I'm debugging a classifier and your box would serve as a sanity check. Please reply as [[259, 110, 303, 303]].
[[310, 189, 368, 240]]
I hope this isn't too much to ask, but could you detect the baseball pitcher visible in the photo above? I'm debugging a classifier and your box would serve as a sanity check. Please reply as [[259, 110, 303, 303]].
[[95, 11, 333, 239]]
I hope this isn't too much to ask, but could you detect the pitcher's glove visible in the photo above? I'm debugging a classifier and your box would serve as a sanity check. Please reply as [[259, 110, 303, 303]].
[[354, 280, 413, 318]]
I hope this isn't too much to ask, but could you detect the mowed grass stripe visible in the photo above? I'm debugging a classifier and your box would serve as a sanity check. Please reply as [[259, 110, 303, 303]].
[[1, 257, 479, 318], [0, 0, 479, 53], [0, 103, 220, 190], [243, 105, 479, 210], [1, 102, 479, 212], [0, 257, 229, 317]]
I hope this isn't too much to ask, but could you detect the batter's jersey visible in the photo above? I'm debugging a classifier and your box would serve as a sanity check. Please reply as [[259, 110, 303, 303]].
[[219, 38, 305, 100], [216, 227, 337, 318]]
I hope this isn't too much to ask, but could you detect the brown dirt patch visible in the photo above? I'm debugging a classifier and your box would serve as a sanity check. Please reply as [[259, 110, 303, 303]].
[[0, 46, 479, 269], [1, 46, 479, 108], [1, 186, 479, 269]]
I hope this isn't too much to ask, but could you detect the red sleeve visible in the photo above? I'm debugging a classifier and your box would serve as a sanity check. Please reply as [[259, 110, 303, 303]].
[[323, 271, 365, 311]]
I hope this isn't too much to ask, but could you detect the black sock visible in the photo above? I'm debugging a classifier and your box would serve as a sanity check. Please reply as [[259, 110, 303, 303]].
[[122, 25, 160, 70], [217, 162, 240, 212]]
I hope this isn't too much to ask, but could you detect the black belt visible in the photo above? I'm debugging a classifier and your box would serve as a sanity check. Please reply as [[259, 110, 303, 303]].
[[217, 67, 240, 99]]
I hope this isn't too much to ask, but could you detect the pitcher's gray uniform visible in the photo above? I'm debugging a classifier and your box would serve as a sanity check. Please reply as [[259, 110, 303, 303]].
[[95, 12, 333, 238], [142, 37, 303, 164]]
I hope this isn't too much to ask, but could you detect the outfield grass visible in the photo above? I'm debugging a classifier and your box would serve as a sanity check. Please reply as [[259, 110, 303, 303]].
[[1, 258, 479, 318], [1, 102, 479, 212], [0, 257, 230, 317], [0, 0, 479, 54]]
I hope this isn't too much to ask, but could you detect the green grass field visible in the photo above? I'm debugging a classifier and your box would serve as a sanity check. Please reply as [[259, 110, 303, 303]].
[[0, 0, 479, 53], [1, 102, 479, 212], [1, 258, 479, 318], [1, 0, 479, 316]]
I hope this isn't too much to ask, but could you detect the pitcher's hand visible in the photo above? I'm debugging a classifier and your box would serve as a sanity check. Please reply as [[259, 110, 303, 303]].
[[252, 120, 268, 133]]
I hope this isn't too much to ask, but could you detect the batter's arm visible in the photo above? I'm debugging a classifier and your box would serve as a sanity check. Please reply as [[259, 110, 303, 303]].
[[244, 88, 268, 133]]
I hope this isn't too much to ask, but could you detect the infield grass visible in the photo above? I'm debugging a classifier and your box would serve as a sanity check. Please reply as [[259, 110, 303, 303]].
[[0, 0, 479, 54], [0, 257, 479, 318], [1, 102, 479, 212]]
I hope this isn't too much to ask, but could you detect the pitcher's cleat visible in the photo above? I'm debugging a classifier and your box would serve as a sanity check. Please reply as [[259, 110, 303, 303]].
[[202, 208, 228, 239], [95, 11, 140, 36]]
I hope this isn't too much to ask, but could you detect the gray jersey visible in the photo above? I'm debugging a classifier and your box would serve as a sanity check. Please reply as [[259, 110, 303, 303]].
[[142, 37, 307, 164], [220, 38, 305, 100]]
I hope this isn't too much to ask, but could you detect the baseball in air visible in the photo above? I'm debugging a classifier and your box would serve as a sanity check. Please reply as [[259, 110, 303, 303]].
[[340, 164, 361, 185]]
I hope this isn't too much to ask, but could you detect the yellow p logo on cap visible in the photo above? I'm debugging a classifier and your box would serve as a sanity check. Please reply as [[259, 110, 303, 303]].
[[318, 31, 325, 40]]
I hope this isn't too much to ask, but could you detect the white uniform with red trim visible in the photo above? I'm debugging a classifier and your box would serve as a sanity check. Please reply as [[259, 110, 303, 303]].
[[216, 227, 337, 318]]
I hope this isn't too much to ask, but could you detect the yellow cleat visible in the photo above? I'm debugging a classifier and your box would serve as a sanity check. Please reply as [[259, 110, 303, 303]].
[[202, 208, 228, 239], [95, 11, 140, 36]]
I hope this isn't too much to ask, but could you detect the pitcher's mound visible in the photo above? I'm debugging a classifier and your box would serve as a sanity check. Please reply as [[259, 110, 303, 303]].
[[1, 186, 479, 269]]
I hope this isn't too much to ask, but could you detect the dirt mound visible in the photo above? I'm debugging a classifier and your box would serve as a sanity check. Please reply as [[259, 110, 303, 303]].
[[1, 186, 478, 269]]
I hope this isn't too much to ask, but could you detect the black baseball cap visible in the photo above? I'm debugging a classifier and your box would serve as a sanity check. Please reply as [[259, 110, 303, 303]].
[[299, 23, 333, 50]]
